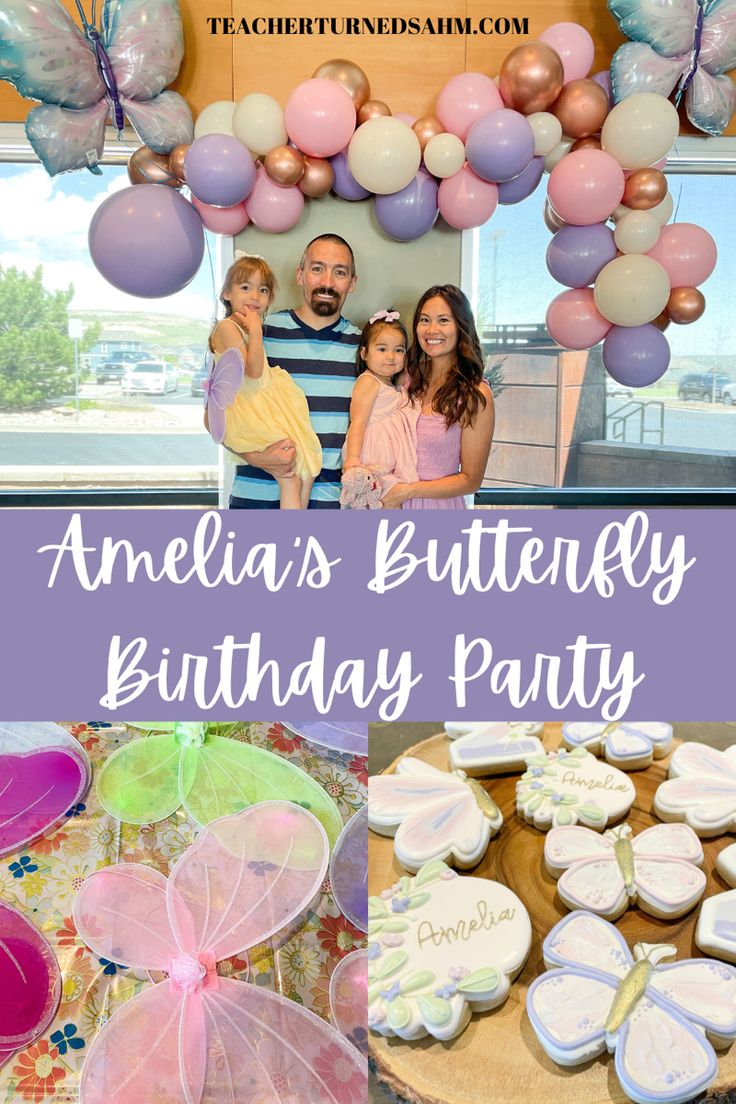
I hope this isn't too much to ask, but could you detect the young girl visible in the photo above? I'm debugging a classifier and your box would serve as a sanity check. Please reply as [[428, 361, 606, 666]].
[[342, 310, 418, 503], [207, 253, 322, 509]]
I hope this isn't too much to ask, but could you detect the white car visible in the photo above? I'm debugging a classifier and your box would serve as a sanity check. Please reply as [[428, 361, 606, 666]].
[[722, 382, 736, 406], [122, 361, 178, 395]]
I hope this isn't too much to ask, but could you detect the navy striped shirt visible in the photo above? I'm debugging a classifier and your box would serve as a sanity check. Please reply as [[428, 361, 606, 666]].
[[229, 310, 361, 509]]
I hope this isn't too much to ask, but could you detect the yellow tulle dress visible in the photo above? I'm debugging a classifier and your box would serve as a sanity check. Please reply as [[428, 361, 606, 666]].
[[217, 324, 322, 480]]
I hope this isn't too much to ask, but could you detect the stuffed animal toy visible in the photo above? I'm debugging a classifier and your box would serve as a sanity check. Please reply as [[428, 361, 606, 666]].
[[339, 465, 384, 509]]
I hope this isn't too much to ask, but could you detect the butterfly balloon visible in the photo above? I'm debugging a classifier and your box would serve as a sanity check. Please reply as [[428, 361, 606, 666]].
[[203, 347, 244, 444], [72, 803, 368, 1104], [608, 0, 736, 136], [0, 0, 194, 176], [95, 722, 343, 845], [527, 911, 736, 1104]]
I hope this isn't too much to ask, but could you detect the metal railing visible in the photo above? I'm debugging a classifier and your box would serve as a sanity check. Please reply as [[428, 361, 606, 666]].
[[608, 400, 665, 445]]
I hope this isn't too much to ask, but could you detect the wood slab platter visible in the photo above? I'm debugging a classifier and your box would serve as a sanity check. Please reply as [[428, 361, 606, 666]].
[[368, 724, 736, 1104]]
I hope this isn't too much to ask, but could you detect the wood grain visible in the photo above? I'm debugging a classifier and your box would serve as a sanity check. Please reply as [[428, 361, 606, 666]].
[[369, 725, 736, 1104]]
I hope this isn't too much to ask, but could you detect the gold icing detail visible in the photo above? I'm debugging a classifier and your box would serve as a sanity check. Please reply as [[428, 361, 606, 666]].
[[466, 778, 500, 822], [416, 901, 516, 948], [559, 770, 629, 793], [605, 959, 653, 1034], [613, 835, 635, 891]]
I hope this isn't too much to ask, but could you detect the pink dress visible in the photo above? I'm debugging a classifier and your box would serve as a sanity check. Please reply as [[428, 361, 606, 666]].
[[403, 411, 466, 510], [355, 383, 418, 493]]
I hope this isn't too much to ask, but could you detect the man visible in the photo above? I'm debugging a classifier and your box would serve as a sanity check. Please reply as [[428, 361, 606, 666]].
[[229, 234, 361, 509]]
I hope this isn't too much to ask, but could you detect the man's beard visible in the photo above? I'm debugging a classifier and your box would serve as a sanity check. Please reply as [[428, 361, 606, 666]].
[[310, 289, 340, 316]]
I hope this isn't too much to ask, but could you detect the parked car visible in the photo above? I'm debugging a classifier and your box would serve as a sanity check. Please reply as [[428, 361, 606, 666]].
[[677, 372, 731, 402], [606, 381, 634, 401], [722, 382, 736, 406], [96, 360, 127, 384], [121, 361, 178, 395], [190, 360, 210, 397]]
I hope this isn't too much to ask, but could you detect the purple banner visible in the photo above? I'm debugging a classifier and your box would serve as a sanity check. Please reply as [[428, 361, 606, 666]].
[[0, 509, 732, 721]]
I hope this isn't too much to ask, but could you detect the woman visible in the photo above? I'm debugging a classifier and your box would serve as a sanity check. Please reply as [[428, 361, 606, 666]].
[[382, 284, 494, 509]]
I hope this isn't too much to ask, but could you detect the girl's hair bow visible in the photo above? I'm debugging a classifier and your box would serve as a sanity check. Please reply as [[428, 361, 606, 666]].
[[369, 309, 400, 324]]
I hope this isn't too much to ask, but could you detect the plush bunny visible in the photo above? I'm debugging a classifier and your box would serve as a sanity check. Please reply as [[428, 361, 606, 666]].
[[339, 465, 384, 509]]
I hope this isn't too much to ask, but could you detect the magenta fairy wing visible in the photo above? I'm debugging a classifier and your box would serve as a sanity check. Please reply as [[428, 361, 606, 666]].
[[205, 348, 244, 445], [104, 0, 185, 100], [0, 746, 89, 857], [0, 902, 60, 1065], [26, 101, 109, 175], [119, 91, 194, 155], [0, 0, 103, 109]]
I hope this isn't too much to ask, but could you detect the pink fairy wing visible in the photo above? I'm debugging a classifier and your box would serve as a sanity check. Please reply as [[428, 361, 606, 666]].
[[329, 950, 368, 1053], [0, 746, 89, 857], [205, 348, 244, 445], [73, 864, 194, 970], [104, 0, 185, 100], [167, 803, 328, 962], [201, 976, 367, 1103], [119, 91, 194, 155], [0, 0, 104, 108], [26, 101, 108, 175], [0, 902, 60, 1058]]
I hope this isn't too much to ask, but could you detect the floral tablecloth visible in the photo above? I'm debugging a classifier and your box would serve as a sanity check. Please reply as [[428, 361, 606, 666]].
[[0, 721, 367, 1103]]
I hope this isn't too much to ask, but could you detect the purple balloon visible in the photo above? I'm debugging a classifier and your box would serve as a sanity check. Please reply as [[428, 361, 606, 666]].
[[465, 108, 535, 183], [185, 134, 256, 208], [330, 149, 371, 201], [89, 185, 204, 298], [497, 156, 544, 205], [603, 324, 671, 387], [375, 169, 439, 241], [592, 69, 613, 107], [546, 223, 618, 287]]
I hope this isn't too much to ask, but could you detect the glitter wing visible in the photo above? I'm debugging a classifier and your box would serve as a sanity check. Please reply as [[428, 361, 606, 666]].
[[95, 731, 182, 824], [205, 348, 244, 445]]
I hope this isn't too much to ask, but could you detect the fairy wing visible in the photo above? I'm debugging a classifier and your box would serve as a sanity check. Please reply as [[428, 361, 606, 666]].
[[179, 735, 342, 846], [545, 825, 614, 876], [205, 348, 244, 445], [0, 746, 89, 857], [330, 949, 368, 1052], [95, 732, 182, 824], [0, 721, 88, 756], [0, 902, 60, 1061], [330, 807, 368, 931], [0, 0, 103, 109], [103, 0, 185, 101]]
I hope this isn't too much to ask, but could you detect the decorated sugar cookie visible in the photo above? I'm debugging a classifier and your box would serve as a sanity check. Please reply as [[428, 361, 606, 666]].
[[445, 721, 545, 775], [654, 742, 736, 836], [369, 860, 531, 1042], [368, 757, 502, 872], [716, 843, 736, 886], [545, 822, 705, 920], [696, 890, 736, 964], [527, 911, 736, 1104], [517, 747, 635, 832], [562, 721, 673, 771]]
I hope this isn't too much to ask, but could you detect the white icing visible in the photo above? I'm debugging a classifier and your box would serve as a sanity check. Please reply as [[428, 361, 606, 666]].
[[516, 747, 635, 832], [445, 721, 544, 776], [696, 890, 736, 964], [562, 722, 672, 771], [655, 743, 736, 836], [717, 843, 736, 887]]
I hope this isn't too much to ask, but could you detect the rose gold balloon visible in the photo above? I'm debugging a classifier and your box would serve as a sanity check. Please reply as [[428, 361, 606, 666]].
[[264, 145, 305, 187], [299, 155, 335, 197], [551, 79, 610, 139], [571, 136, 602, 152], [544, 198, 566, 233], [168, 144, 190, 181], [358, 99, 391, 124], [412, 114, 444, 150], [666, 286, 705, 324], [499, 42, 564, 114], [128, 147, 181, 187], [650, 310, 671, 331], [312, 59, 371, 110], [622, 168, 668, 211]]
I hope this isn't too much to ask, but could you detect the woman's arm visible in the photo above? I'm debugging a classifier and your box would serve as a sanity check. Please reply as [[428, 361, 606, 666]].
[[343, 374, 381, 471], [382, 383, 495, 507]]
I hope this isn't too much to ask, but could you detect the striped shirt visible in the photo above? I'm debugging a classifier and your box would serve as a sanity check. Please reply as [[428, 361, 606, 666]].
[[230, 310, 361, 509]]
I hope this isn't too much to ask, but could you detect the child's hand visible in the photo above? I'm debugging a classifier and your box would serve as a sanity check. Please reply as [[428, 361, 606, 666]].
[[232, 309, 263, 338]]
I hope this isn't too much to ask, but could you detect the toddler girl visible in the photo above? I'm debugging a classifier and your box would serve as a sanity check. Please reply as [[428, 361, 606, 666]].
[[207, 253, 322, 509]]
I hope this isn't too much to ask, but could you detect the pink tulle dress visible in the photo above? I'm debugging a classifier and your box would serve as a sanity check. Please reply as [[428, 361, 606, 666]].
[[403, 411, 466, 510], [355, 382, 418, 493]]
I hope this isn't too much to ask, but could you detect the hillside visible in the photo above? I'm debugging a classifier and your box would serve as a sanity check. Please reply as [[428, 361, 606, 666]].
[[71, 311, 211, 352]]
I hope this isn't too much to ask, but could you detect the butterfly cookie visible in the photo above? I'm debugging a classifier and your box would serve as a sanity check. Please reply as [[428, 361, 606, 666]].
[[445, 721, 545, 775], [562, 721, 672, 771]]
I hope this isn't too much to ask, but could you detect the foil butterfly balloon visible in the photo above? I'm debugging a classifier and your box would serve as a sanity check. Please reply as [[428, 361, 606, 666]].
[[608, 0, 736, 136], [72, 803, 368, 1103], [203, 348, 244, 444], [527, 911, 736, 1104], [96, 722, 343, 845], [0, 0, 194, 175]]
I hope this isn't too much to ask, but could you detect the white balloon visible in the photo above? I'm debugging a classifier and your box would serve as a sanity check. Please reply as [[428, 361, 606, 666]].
[[194, 101, 237, 139], [232, 93, 287, 157], [601, 93, 679, 170], [423, 132, 466, 178], [348, 117, 421, 194], [543, 135, 574, 173], [648, 190, 674, 226], [528, 112, 563, 157], [594, 254, 671, 326], [614, 209, 661, 254]]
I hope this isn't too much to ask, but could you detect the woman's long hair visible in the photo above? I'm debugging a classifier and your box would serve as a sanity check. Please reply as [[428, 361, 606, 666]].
[[406, 285, 487, 428]]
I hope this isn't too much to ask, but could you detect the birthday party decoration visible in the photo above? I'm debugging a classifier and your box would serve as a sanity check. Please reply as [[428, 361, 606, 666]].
[[330, 806, 368, 931], [655, 741, 736, 836], [0, 902, 61, 1071], [527, 911, 736, 1104], [203, 347, 243, 444], [445, 720, 545, 775], [330, 949, 369, 1053], [282, 721, 368, 755], [561, 721, 673, 770], [517, 746, 636, 831], [73, 803, 367, 1104], [95, 722, 343, 844], [0, 0, 193, 176]]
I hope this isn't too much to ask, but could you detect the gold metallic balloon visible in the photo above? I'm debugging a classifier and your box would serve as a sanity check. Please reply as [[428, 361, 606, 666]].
[[666, 286, 705, 324], [412, 114, 444, 151], [168, 144, 190, 181], [499, 42, 564, 114], [128, 147, 181, 187], [358, 99, 391, 125], [544, 198, 566, 233], [299, 155, 335, 197], [264, 144, 305, 186], [571, 136, 602, 152], [622, 168, 668, 211], [312, 58, 371, 110], [551, 79, 610, 139], [650, 310, 671, 331]]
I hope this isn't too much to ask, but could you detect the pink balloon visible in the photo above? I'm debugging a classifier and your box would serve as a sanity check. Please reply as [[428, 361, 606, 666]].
[[284, 78, 356, 158], [547, 149, 625, 225], [438, 166, 499, 229], [244, 165, 305, 233], [191, 195, 249, 235], [436, 72, 504, 141], [646, 222, 717, 287], [546, 287, 612, 349], [539, 22, 595, 83]]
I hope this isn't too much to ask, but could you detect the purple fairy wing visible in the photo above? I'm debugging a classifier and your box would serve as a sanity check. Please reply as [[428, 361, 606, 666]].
[[25, 102, 108, 176], [686, 67, 736, 134], [610, 41, 689, 102], [119, 91, 194, 154], [0, 0, 103, 109], [205, 348, 244, 445], [104, 0, 185, 101]]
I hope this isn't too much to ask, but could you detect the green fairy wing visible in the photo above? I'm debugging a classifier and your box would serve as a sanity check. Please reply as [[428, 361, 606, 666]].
[[180, 735, 343, 846], [96, 733, 182, 824]]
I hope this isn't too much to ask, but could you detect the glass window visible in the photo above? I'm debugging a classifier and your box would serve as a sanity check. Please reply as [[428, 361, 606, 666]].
[[466, 137, 736, 499]]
